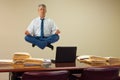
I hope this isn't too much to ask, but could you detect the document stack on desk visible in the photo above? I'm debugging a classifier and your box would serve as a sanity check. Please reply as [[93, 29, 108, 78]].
[[77, 55, 120, 66], [12, 52, 51, 66], [24, 58, 51, 66], [105, 57, 120, 65], [24, 58, 44, 66], [13, 52, 31, 64], [0, 60, 13, 65], [77, 55, 108, 64]]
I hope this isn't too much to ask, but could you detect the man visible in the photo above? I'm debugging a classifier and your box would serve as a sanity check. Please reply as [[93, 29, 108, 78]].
[[25, 4, 60, 50]]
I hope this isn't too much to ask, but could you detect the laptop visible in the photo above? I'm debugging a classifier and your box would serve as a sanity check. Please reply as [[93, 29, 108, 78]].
[[51, 46, 77, 63]]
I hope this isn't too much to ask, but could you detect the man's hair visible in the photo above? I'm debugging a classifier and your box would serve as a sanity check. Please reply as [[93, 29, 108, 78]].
[[38, 4, 46, 8]]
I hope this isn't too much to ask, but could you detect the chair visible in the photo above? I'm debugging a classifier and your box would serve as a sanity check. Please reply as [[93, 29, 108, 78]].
[[22, 70, 69, 80], [69, 70, 83, 80], [10, 72, 24, 80], [79, 67, 120, 80]]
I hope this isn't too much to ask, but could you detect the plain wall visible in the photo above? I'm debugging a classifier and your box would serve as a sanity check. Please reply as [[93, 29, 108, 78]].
[[0, 0, 120, 80]]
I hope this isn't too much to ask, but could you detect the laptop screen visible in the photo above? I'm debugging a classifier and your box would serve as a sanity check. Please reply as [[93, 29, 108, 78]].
[[55, 46, 77, 63]]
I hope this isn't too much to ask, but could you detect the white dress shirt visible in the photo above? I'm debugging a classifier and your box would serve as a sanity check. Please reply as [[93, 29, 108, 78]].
[[27, 17, 58, 37]]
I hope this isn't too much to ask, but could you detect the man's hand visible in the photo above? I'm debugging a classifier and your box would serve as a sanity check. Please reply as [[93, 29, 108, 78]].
[[25, 30, 31, 35], [55, 30, 60, 34]]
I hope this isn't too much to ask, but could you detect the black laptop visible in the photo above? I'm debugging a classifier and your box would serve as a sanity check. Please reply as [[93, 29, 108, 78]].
[[52, 46, 77, 63]]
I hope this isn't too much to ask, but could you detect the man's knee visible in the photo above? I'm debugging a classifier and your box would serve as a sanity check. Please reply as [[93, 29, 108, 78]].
[[45, 34, 59, 44], [51, 34, 59, 43], [54, 34, 60, 41], [24, 35, 31, 42], [24, 35, 28, 41]]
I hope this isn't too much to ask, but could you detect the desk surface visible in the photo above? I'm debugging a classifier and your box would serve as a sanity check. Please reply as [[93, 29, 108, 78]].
[[0, 61, 120, 72]]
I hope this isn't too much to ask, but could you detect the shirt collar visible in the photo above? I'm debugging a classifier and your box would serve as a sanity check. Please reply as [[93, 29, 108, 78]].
[[39, 16, 46, 20]]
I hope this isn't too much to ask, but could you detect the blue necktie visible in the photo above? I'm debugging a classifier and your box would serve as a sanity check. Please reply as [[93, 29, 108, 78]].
[[40, 19, 44, 38]]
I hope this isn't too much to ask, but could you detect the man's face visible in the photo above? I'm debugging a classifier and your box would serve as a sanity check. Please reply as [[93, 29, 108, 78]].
[[38, 6, 46, 17]]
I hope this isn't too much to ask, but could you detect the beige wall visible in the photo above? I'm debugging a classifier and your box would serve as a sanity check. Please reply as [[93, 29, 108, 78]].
[[0, 0, 120, 79]]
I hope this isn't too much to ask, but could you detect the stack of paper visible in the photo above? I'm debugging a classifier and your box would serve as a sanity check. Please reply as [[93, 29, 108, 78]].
[[13, 52, 31, 64], [77, 55, 107, 64], [0, 60, 13, 65], [105, 57, 120, 65], [77, 55, 107, 61], [24, 58, 51, 66], [24, 58, 44, 65]]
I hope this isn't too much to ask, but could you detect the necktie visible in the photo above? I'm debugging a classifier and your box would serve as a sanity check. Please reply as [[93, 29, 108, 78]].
[[40, 18, 44, 38]]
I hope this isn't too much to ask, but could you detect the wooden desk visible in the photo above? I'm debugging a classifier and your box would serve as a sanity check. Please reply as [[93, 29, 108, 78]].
[[0, 61, 120, 72], [0, 61, 120, 80], [0, 61, 90, 72]]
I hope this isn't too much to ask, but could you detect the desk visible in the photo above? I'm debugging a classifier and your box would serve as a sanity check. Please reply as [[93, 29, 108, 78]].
[[0, 61, 120, 80], [0, 61, 90, 72], [0, 61, 120, 72]]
